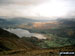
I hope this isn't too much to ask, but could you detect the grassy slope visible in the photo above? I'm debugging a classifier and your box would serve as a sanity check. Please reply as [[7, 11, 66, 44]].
[[0, 45, 75, 56]]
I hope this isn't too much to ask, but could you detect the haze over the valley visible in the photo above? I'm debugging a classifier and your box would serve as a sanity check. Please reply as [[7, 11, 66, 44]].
[[4, 28, 47, 39], [0, 0, 75, 20]]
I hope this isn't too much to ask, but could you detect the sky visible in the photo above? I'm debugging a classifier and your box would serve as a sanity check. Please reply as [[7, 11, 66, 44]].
[[0, 0, 75, 20]]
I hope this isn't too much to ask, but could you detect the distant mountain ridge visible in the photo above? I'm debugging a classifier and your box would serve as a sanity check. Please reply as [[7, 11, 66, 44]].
[[1, 17, 75, 29], [0, 17, 50, 28]]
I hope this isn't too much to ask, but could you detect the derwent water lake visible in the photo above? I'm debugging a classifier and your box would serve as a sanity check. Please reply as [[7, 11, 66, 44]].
[[4, 28, 47, 39]]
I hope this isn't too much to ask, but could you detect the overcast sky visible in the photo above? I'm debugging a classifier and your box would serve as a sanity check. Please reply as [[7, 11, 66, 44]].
[[0, 0, 75, 20]]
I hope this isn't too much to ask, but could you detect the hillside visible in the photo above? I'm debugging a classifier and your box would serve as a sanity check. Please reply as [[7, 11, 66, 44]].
[[17, 21, 59, 29], [0, 28, 39, 53], [20, 19, 75, 48], [0, 45, 75, 56], [0, 28, 75, 56]]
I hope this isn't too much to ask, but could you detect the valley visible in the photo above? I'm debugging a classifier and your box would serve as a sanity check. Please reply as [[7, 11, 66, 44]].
[[0, 18, 75, 56]]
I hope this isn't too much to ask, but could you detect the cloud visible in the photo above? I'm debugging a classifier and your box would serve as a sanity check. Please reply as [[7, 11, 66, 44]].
[[63, 11, 75, 18], [0, 0, 75, 19], [0, 0, 47, 5], [0, 0, 48, 18], [0, 5, 38, 17]]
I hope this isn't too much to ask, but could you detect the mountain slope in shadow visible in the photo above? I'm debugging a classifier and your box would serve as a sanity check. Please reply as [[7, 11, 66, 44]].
[[0, 28, 39, 52]]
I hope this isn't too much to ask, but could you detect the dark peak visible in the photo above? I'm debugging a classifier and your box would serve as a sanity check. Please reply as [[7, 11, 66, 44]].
[[0, 28, 19, 38]]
